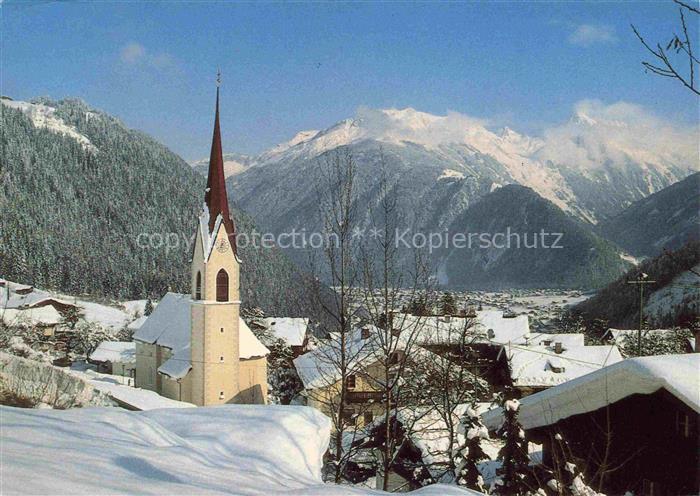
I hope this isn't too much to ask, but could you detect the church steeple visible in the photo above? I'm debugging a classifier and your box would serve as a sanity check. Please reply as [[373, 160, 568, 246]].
[[204, 70, 237, 253]]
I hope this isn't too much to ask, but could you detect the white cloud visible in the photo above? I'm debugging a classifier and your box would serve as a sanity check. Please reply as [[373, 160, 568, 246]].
[[120, 42, 146, 64], [568, 24, 617, 47], [534, 99, 698, 171], [350, 102, 697, 173], [118, 42, 176, 70], [353, 106, 491, 147]]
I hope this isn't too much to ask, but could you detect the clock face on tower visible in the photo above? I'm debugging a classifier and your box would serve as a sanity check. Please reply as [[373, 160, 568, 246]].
[[216, 237, 228, 253]]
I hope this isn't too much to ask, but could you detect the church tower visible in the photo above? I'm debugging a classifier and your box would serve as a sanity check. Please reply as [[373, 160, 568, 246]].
[[190, 74, 241, 406]]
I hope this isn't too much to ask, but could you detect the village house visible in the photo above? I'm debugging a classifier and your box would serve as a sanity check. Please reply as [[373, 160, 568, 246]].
[[496, 340, 623, 397], [88, 341, 136, 378], [260, 317, 311, 356], [395, 310, 531, 387], [293, 324, 485, 429], [293, 325, 390, 428], [482, 354, 700, 496], [133, 83, 269, 407]]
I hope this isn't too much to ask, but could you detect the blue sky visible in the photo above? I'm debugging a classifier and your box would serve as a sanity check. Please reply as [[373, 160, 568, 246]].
[[2, 1, 698, 161]]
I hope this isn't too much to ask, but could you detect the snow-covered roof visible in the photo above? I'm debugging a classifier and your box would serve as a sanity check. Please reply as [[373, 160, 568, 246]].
[[293, 327, 381, 390], [4, 290, 75, 310], [1, 280, 130, 329], [68, 368, 194, 410], [89, 341, 135, 363], [396, 311, 530, 346], [262, 317, 309, 347], [503, 344, 623, 388], [0, 306, 62, 326], [157, 346, 191, 380], [135, 293, 268, 379], [126, 315, 148, 331], [293, 326, 457, 391], [239, 319, 270, 359], [482, 354, 700, 431], [133, 293, 191, 349], [526, 333, 585, 348]]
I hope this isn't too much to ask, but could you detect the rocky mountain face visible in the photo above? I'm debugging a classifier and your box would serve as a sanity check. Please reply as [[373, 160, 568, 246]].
[[207, 105, 694, 288], [597, 172, 700, 257], [0, 97, 316, 316]]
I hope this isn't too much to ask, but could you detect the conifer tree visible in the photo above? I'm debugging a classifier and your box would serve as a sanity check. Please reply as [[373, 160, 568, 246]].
[[144, 299, 154, 316], [457, 404, 489, 492], [494, 397, 532, 495], [440, 292, 457, 316]]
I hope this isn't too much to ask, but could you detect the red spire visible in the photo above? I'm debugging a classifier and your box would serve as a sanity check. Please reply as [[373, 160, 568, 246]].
[[204, 73, 237, 253]]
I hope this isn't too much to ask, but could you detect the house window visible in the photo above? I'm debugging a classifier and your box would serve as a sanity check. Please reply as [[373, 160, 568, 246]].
[[346, 374, 356, 390], [363, 411, 374, 424], [361, 328, 370, 339], [389, 351, 403, 365], [642, 479, 657, 496], [195, 271, 202, 300], [342, 409, 356, 425], [220, 356, 224, 362], [219, 391, 225, 400], [216, 269, 229, 302], [676, 411, 691, 438], [220, 327, 224, 333]]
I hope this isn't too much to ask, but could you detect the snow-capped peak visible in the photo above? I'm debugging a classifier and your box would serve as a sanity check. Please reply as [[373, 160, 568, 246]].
[[571, 111, 598, 127]]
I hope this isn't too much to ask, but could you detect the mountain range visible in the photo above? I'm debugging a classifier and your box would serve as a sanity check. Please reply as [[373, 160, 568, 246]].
[[201, 105, 696, 288], [2, 96, 695, 299]]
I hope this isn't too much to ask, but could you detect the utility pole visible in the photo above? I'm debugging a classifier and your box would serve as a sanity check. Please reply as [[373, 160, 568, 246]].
[[627, 273, 656, 356]]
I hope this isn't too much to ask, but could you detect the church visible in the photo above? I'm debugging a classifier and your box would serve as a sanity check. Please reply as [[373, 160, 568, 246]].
[[133, 81, 269, 406]]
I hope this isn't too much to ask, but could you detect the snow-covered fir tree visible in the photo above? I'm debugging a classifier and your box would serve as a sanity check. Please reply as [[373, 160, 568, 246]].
[[493, 397, 532, 495], [456, 403, 489, 492]]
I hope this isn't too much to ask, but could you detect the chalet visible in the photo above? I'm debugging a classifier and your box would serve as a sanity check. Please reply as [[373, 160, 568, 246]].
[[260, 317, 310, 356], [396, 310, 531, 386], [89, 341, 136, 378], [0, 306, 62, 333], [482, 354, 700, 496], [293, 324, 487, 428], [293, 325, 390, 428]]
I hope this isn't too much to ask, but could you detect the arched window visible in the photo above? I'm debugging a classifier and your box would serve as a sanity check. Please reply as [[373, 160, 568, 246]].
[[216, 269, 229, 302], [195, 272, 202, 300]]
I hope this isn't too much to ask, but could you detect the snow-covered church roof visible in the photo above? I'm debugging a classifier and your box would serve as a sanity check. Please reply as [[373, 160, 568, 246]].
[[482, 354, 700, 431], [134, 292, 269, 379]]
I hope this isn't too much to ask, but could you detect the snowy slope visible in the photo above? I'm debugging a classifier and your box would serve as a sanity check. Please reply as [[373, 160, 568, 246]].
[[0, 405, 478, 495], [1, 98, 97, 151]]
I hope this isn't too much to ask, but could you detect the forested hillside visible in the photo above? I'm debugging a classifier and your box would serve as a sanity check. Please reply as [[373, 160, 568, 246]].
[[571, 240, 700, 328], [0, 97, 314, 315], [598, 172, 700, 257], [440, 185, 630, 289]]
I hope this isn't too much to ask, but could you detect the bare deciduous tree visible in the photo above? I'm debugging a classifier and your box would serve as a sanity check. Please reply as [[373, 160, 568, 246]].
[[632, 0, 700, 95]]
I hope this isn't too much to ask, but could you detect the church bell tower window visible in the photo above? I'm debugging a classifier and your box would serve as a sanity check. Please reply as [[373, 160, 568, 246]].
[[216, 269, 229, 302], [195, 272, 202, 300]]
